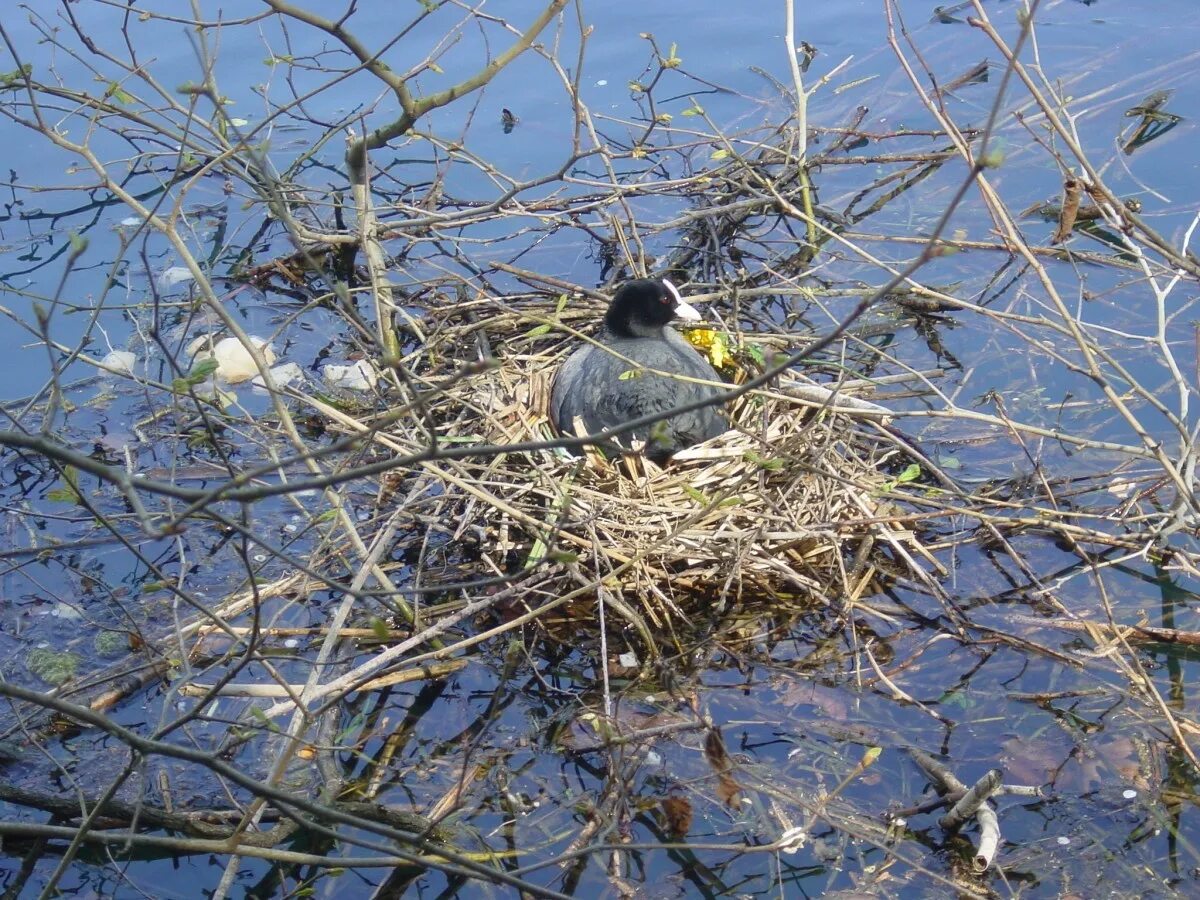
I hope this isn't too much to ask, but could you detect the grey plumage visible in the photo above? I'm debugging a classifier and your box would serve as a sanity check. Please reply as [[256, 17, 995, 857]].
[[550, 279, 726, 463]]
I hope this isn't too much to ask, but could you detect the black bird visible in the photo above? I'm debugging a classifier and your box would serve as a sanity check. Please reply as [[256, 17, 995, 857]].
[[550, 278, 726, 463]]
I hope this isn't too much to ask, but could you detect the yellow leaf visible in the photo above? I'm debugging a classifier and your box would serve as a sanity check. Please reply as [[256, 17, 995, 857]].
[[684, 327, 714, 350], [710, 335, 727, 369]]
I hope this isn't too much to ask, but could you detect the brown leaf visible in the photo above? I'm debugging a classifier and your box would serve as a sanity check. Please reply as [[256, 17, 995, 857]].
[[1051, 177, 1081, 244], [704, 727, 743, 807], [715, 772, 742, 808], [661, 795, 693, 840]]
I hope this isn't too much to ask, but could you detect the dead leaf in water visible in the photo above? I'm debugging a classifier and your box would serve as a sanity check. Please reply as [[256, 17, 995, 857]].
[[704, 727, 743, 807], [660, 795, 693, 839]]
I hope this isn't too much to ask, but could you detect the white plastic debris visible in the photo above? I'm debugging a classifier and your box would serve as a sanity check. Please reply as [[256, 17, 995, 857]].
[[51, 602, 82, 621], [1108, 481, 1135, 499], [251, 362, 303, 390], [322, 360, 378, 391], [210, 336, 276, 384], [156, 266, 194, 290], [776, 827, 807, 854], [100, 350, 137, 376]]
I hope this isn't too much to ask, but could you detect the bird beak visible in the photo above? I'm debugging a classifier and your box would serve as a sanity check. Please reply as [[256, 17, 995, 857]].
[[662, 278, 704, 321]]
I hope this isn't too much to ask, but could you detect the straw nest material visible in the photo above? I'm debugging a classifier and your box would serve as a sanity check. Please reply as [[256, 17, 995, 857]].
[[385, 290, 932, 621]]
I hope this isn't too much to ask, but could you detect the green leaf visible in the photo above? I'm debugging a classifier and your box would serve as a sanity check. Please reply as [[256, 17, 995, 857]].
[[682, 485, 708, 504], [555, 292, 569, 314], [743, 452, 784, 472], [618, 368, 644, 381], [46, 486, 81, 504], [189, 358, 220, 381], [101, 81, 135, 105], [744, 344, 765, 366], [525, 323, 552, 337], [681, 103, 704, 117], [0, 65, 32, 88], [247, 705, 280, 731], [710, 148, 730, 160], [47, 466, 82, 505], [369, 617, 391, 641], [896, 464, 921, 483]]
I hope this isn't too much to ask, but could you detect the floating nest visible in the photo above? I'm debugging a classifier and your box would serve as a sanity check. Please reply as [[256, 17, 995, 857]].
[[378, 289, 934, 633]]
